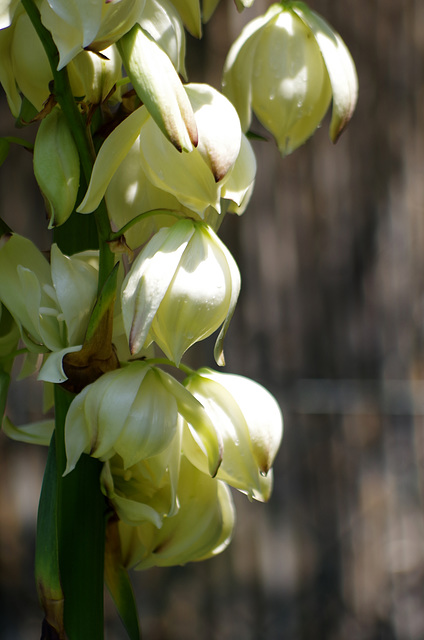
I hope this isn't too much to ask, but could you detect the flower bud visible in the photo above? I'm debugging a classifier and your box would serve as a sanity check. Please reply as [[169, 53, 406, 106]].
[[116, 23, 197, 153], [182, 368, 283, 501], [34, 108, 80, 228], [10, 9, 52, 113], [222, 2, 357, 156], [64, 361, 222, 475], [121, 219, 240, 365], [118, 456, 235, 569]]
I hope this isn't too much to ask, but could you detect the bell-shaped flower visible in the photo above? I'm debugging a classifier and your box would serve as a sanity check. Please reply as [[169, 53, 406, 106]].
[[0, 233, 98, 371], [181, 368, 283, 501], [64, 361, 222, 475], [78, 83, 255, 218], [39, 0, 146, 69], [0, 7, 123, 116], [33, 107, 80, 228], [121, 219, 240, 366], [104, 129, 255, 247], [118, 456, 235, 569], [104, 135, 188, 249], [0, 6, 51, 116], [222, 2, 358, 156]]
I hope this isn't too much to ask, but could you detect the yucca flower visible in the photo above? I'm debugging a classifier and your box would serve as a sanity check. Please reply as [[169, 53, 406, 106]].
[[118, 456, 235, 569], [64, 361, 222, 475], [0, 234, 98, 364], [222, 1, 358, 156], [0, 6, 122, 116], [39, 0, 146, 69], [182, 368, 283, 501], [121, 219, 240, 365], [78, 83, 255, 217]]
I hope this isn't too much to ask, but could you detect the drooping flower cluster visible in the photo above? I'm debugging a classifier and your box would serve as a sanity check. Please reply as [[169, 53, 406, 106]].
[[0, 0, 356, 616]]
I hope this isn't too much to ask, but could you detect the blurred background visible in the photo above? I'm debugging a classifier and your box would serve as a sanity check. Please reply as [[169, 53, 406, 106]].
[[1, 0, 424, 638]]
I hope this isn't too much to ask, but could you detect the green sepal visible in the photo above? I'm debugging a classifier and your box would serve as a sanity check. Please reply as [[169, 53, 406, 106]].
[[105, 516, 141, 640]]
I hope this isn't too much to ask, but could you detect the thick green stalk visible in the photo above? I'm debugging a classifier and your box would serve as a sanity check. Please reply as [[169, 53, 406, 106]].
[[20, 2, 115, 638], [54, 386, 107, 640]]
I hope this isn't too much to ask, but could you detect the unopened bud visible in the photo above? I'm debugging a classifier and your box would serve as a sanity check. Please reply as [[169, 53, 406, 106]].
[[33, 108, 80, 228]]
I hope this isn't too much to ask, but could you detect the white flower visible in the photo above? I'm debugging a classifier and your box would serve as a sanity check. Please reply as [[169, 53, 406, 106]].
[[39, 0, 146, 69], [121, 219, 240, 365], [182, 368, 283, 501], [0, 234, 98, 379], [78, 84, 255, 217], [64, 361, 222, 475], [118, 456, 235, 569], [223, 2, 358, 155]]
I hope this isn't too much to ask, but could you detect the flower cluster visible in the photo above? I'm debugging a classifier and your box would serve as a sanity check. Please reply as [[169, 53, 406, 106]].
[[0, 0, 356, 634]]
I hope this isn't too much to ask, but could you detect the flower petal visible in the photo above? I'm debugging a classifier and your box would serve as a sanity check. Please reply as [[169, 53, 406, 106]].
[[116, 24, 197, 152], [77, 106, 150, 213], [292, 4, 358, 142], [121, 220, 195, 355]]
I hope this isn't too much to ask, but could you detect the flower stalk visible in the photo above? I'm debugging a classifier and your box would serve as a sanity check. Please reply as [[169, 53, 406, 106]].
[[19, 2, 117, 638]]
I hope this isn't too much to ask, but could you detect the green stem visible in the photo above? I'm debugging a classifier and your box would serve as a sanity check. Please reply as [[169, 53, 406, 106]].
[[3, 136, 34, 151], [20, 3, 115, 638], [144, 356, 195, 377], [54, 385, 107, 640]]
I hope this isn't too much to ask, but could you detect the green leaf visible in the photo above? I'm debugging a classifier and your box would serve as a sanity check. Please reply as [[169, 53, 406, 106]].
[[85, 262, 119, 344], [54, 386, 107, 640], [35, 433, 66, 639], [105, 517, 141, 640]]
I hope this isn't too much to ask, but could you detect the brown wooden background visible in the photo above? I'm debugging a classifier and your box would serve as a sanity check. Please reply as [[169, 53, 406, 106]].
[[2, 0, 424, 638]]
